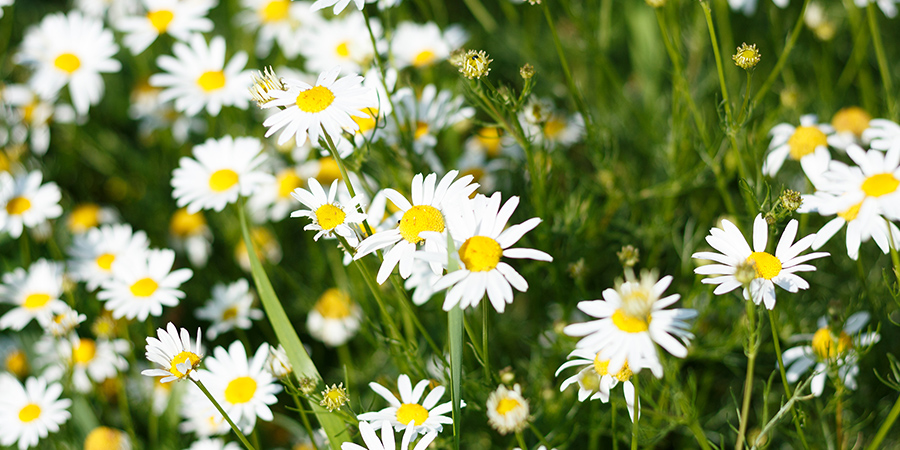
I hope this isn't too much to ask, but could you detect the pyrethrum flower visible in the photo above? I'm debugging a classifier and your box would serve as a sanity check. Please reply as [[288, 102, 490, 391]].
[[261, 66, 374, 146], [195, 279, 263, 339], [798, 190, 900, 260], [357, 374, 457, 437], [171, 136, 273, 214], [486, 384, 529, 435], [297, 15, 384, 74], [68, 224, 151, 291], [0, 170, 63, 239], [0, 259, 67, 331], [150, 34, 252, 116], [555, 349, 640, 421], [427, 193, 552, 313], [311, 0, 364, 14], [692, 214, 829, 310], [763, 114, 834, 179], [307, 288, 362, 347], [732, 42, 760, 69], [0, 376, 72, 450], [563, 271, 696, 378], [141, 322, 204, 383], [15, 11, 121, 115], [342, 420, 438, 450], [97, 249, 193, 321], [117, 0, 215, 55], [821, 144, 900, 221], [290, 178, 367, 242]]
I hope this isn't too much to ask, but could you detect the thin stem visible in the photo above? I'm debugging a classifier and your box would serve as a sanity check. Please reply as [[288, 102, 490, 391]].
[[286, 378, 320, 450], [767, 309, 810, 449], [700, 1, 733, 126], [737, 70, 753, 125], [750, 0, 812, 106], [449, 305, 464, 450], [836, 394, 844, 450], [116, 375, 137, 446], [866, 393, 900, 450], [867, 3, 895, 120], [631, 374, 640, 450], [192, 378, 256, 450], [515, 431, 529, 450], [887, 218, 900, 285], [688, 418, 713, 450], [611, 400, 618, 450], [19, 233, 30, 267], [482, 299, 490, 381], [527, 422, 552, 449], [460, 0, 497, 32], [736, 301, 758, 450]]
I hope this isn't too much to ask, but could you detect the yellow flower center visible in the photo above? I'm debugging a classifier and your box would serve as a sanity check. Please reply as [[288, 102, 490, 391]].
[[147, 9, 174, 33], [73, 339, 97, 365], [459, 236, 503, 272], [414, 121, 429, 141], [209, 169, 239, 192], [812, 327, 852, 360], [476, 127, 502, 157], [169, 351, 201, 378], [277, 170, 302, 199], [5, 350, 28, 378], [399, 205, 445, 244], [837, 202, 863, 222], [197, 70, 226, 92], [96, 253, 116, 271], [23, 293, 52, 309], [496, 398, 520, 416], [335, 42, 350, 58], [831, 106, 871, 137], [861, 173, 900, 198], [746, 251, 782, 280], [130, 278, 159, 297], [296, 86, 335, 113], [412, 50, 436, 67], [315, 288, 352, 319], [69, 204, 100, 232], [54, 53, 81, 74], [611, 309, 650, 333], [543, 119, 566, 138], [353, 109, 378, 133], [6, 196, 31, 215], [592, 354, 633, 381], [84, 427, 127, 450], [316, 157, 343, 186], [395, 403, 430, 426], [261, 0, 290, 22], [224, 376, 258, 404], [787, 126, 828, 160], [18, 403, 41, 423], [222, 306, 239, 321], [315, 204, 346, 231], [170, 209, 206, 237]]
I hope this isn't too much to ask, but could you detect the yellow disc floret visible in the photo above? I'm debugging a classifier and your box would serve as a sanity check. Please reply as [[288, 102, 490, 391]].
[[130, 278, 159, 297], [170, 208, 206, 237], [747, 251, 782, 280], [169, 351, 201, 378], [225, 376, 258, 404], [277, 170, 302, 199], [459, 236, 503, 272], [398, 205, 445, 244], [6, 196, 31, 215], [23, 293, 51, 309], [495, 398, 520, 416], [611, 309, 650, 333], [787, 126, 828, 160], [837, 202, 863, 222], [315, 288, 353, 319], [812, 327, 852, 360], [96, 253, 116, 271], [209, 169, 239, 192], [261, 0, 290, 22], [861, 173, 900, 198], [315, 204, 346, 231], [831, 106, 871, 137], [54, 53, 81, 74], [296, 86, 335, 113], [396, 403, 430, 426], [197, 70, 226, 92], [412, 50, 436, 67], [18, 403, 41, 423], [73, 339, 97, 365], [147, 10, 174, 33]]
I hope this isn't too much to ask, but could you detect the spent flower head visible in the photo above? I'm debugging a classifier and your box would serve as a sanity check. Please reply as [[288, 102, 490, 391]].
[[456, 50, 492, 79], [733, 43, 761, 70]]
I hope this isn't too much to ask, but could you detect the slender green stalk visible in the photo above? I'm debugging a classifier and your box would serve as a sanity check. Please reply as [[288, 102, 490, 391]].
[[866, 393, 900, 450], [767, 309, 810, 449], [360, 9, 407, 150], [482, 299, 490, 381], [320, 131, 375, 235], [515, 431, 529, 450], [611, 400, 618, 450], [528, 422, 552, 448], [736, 301, 759, 450], [460, 0, 497, 32], [689, 418, 713, 450], [750, 0, 812, 106], [736, 70, 753, 126], [285, 377, 320, 450], [449, 305, 464, 450], [866, 3, 895, 120], [192, 378, 256, 450], [115, 375, 137, 446], [700, 1, 733, 127], [887, 217, 900, 285], [631, 374, 640, 450]]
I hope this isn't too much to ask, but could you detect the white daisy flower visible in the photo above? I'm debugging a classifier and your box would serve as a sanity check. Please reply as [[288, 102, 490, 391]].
[[15, 11, 121, 115], [141, 322, 204, 383], [45, 305, 87, 338], [355, 170, 479, 284], [763, 114, 834, 179], [820, 144, 900, 221], [0, 259, 67, 331], [68, 224, 151, 291], [179, 404, 230, 437], [189, 438, 242, 450], [390, 22, 467, 70], [0, 84, 75, 155], [389, 85, 474, 155], [247, 164, 304, 223], [97, 249, 194, 321], [0, 376, 72, 450], [195, 279, 263, 340], [117, 0, 215, 55], [563, 271, 696, 378], [798, 191, 900, 260], [555, 350, 640, 421], [426, 192, 552, 313], [171, 135, 273, 214], [169, 208, 214, 267], [519, 104, 585, 150], [862, 118, 900, 151], [129, 80, 203, 143], [264, 344, 292, 379], [343, 420, 438, 450], [298, 14, 385, 74], [197, 341, 282, 432], [403, 260, 443, 306], [65, 203, 119, 234], [42, 336, 130, 393], [307, 288, 362, 347], [783, 312, 880, 396], [0, 170, 63, 239], [74, 0, 140, 21], [728, 0, 788, 15], [486, 384, 529, 435], [827, 106, 872, 150], [235, 226, 282, 272], [692, 214, 829, 310], [240, 0, 323, 58], [290, 178, 367, 242], [261, 66, 374, 146], [150, 34, 252, 116], [357, 374, 457, 437]]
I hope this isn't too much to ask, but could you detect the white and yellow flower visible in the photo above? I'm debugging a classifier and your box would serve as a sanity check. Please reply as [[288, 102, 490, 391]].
[[555, 349, 641, 421], [389, 85, 474, 155], [0, 84, 76, 155], [290, 178, 367, 242], [141, 322, 204, 383], [42, 336, 130, 393], [799, 190, 900, 260], [0, 259, 67, 331], [240, 0, 323, 58], [171, 136, 273, 214], [390, 22, 467, 71], [763, 114, 834, 179], [692, 214, 828, 310], [195, 279, 263, 339], [68, 224, 151, 291], [0, 376, 72, 450], [247, 163, 304, 223], [189, 438, 242, 450], [298, 15, 384, 74], [357, 374, 457, 437], [486, 384, 529, 435], [827, 106, 872, 150], [97, 249, 193, 321], [862, 118, 900, 151], [65, 203, 118, 234], [342, 420, 438, 450], [307, 288, 362, 347], [820, 144, 900, 221], [84, 426, 132, 450], [117, 0, 215, 55], [45, 305, 87, 338], [0, 170, 63, 239], [169, 208, 214, 267]]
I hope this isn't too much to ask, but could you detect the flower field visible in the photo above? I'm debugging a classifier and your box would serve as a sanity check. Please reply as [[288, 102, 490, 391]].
[[1, 0, 900, 449]]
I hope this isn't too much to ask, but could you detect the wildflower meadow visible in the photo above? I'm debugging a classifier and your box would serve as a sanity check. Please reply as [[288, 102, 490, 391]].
[[2, 0, 900, 449]]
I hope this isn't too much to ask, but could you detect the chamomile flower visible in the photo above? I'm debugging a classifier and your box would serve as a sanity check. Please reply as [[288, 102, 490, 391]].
[[798, 191, 900, 260], [171, 136, 273, 214], [821, 144, 900, 221], [555, 349, 640, 420], [150, 34, 252, 116], [427, 192, 552, 313], [764, 114, 834, 178], [235, 227, 282, 272], [42, 336, 130, 393], [68, 224, 151, 291], [117, 0, 215, 55], [862, 119, 900, 151], [520, 105, 584, 149], [357, 374, 457, 437], [189, 438, 242, 450], [141, 322, 204, 383], [290, 178, 367, 242], [179, 404, 230, 437], [298, 15, 384, 74], [390, 22, 467, 70], [66, 203, 118, 234], [169, 208, 214, 267], [195, 279, 263, 339], [0, 84, 75, 155], [198, 341, 282, 432], [265, 344, 292, 378], [0, 170, 63, 239], [827, 106, 872, 150], [486, 384, 529, 435], [692, 214, 829, 310], [355, 170, 479, 284], [97, 249, 193, 321], [728, 0, 789, 15], [15, 11, 121, 115], [782, 312, 880, 396], [0, 376, 71, 450], [0, 259, 67, 331], [45, 305, 87, 338], [240, 0, 323, 58], [390, 85, 474, 155], [261, 66, 374, 146], [563, 271, 696, 378], [342, 420, 438, 450], [311, 0, 364, 14], [307, 288, 362, 347], [247, 164, 304, 223]]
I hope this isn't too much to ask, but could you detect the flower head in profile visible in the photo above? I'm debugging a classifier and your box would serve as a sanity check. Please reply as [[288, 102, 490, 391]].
[[563, 270, 696, 378], [342, 420, 438, 450], [692, 214, 828, 310], [0, 375, 72, 450], [357, 374, 457, 437], [556, 349, 641, 421], [486, 384, 529, 435], [290, 178, 367, 242], [141, 322, 204, 383]]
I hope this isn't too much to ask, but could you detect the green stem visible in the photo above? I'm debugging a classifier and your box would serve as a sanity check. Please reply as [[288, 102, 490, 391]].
[[482, 299, 490, 381], [866, 3, 895, 120], [192, 378, 256, 450], [736, 301, 758, 450], [19, 233, 30, 267], [460, 0, 497, 32], [286, 378, 320, 450], [736, 70, 753, 125], [116, 375, 137, 446], [689, 418, 713, 450], [750, 0, 812, 106], [611, 400, 618, 450], [527, 422, 552, 449], [515, 430, 529, 450], [449, 305, 464, 450], [631, 374, 639, 450], [700, 0, 733, 126], [767, 309, 810, 449], [866, 393, 900, 450]]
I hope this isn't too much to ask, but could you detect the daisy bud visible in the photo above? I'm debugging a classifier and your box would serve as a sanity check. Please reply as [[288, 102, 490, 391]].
[[457, 50, 493, 80], [520, 63, 534, 80], [779, 189, 802, 212], [320, 382, 349, 412], [617, 245, 640, 268], [265, 344, 293, 379], [732, 43, 761, 70], [298, 376, 318, 395]]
